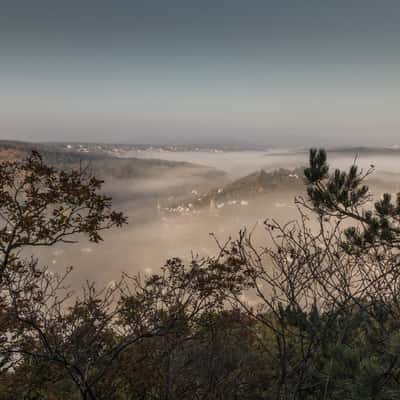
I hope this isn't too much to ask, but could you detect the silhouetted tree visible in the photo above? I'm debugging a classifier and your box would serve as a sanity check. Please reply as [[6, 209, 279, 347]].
[[194, 149, 400, 399], [4, 150, 400, 399]]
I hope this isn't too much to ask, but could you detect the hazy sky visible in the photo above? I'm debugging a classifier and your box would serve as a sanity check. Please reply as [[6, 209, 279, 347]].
[[1, 1, 400, 147]]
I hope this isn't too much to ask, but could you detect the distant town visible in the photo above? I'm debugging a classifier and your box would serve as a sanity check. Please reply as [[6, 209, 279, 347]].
[[59, 142, 272, 157]]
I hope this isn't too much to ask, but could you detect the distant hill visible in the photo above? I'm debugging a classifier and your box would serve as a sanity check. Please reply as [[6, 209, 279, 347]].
[[0, 140, 108, 164], [162, 167, 305, 216], [0, 140, 225, 179], [265, 146, 400, 157], [0, 141, 228, 210], [329, 146, 400, 155], [0, 147, 24, 161], [213, 168, 304, 200], [88, 157, 226, 181]]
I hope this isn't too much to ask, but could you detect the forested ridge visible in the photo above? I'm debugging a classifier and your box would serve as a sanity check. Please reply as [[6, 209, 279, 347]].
[[1, 150, 400, 399]]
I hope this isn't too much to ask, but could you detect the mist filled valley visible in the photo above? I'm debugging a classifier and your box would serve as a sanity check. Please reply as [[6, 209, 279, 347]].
[[4, 140, 400, 398], [3, 2, 400, 397], [7, 141, 399, 288]]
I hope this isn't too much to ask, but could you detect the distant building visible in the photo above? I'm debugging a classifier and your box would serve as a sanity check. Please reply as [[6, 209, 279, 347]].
[[209, 198, 217, 213]]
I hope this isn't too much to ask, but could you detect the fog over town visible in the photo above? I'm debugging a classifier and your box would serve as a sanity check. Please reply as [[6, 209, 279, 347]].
[[7, 142, 394, 287], [3, 1, 400, 397]]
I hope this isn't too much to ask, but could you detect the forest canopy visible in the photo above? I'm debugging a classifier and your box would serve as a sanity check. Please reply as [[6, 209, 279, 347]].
[[1, 150, 400, 400]]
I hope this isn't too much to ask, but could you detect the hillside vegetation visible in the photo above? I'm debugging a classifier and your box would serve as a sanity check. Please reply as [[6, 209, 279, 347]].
[[1, 150, 400, 399]]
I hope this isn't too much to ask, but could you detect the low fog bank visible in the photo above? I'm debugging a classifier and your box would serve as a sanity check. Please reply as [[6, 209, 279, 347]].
[[120, 150, 304, 177], [122, 149, 400, 179], [33, 149, 400, 288], [35, 191, 301, 288], [100, 165, 228, 224]]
